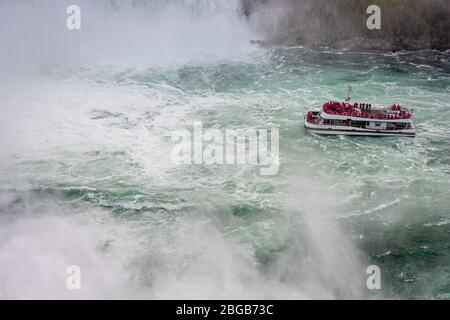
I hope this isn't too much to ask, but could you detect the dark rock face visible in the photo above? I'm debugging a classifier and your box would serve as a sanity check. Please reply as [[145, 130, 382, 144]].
[[241, 0, 450, 51]]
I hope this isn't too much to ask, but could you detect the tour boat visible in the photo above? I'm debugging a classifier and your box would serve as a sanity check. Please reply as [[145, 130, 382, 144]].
[[304, 101, 416, 137]]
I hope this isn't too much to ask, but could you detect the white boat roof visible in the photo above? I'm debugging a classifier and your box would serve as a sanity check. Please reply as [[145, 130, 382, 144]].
[[320, 111, 413, 123]]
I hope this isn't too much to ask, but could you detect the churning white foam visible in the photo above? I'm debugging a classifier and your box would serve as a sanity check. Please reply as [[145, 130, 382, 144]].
[[0, 0, 257, 75], [0, 181, 367, 300], [0, 0, 369, 300]]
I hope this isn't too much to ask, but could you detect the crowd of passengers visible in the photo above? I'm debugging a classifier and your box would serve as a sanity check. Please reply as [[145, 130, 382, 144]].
[[322, 101, 412, 119]]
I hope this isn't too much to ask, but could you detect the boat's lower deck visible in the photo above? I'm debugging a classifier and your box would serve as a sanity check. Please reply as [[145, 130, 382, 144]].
[[304, 120, 416, 137]]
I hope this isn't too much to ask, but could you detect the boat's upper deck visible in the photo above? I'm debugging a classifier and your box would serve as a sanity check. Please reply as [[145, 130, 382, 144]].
[[320, 101, 414, 122]]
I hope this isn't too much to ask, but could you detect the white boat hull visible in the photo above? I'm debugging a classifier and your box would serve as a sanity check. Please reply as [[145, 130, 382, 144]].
[[304, 119, 416, 137]]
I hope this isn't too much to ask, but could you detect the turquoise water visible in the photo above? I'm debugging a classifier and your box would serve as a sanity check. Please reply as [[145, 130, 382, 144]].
[[1, 47, 449, 299], [0, 1, 449, 300]]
